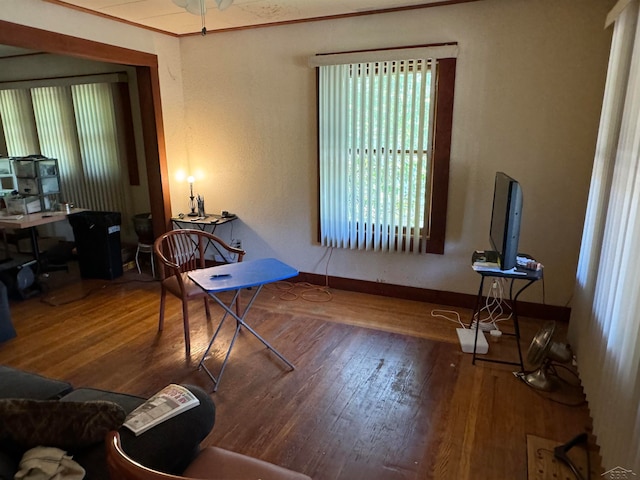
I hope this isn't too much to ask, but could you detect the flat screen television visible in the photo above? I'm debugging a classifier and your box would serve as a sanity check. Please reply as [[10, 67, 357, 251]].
[[489, 172, 523, 270]]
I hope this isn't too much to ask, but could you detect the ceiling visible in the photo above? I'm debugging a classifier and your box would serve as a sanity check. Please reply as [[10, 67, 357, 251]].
[[43, 0, 467, 36]]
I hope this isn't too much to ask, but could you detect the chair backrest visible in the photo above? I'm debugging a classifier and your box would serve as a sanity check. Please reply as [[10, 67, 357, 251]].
[[154, 229, 245, 280], [106, 431, 185, 480]]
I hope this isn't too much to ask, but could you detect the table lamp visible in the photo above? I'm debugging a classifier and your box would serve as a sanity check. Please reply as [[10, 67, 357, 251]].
[[187, 176, 198, 217]]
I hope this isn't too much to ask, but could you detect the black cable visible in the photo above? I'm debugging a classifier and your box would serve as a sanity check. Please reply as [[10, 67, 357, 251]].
[[547, 363, 583, 388], [516, 372, 586, 407], [39, 277, 156, 307]]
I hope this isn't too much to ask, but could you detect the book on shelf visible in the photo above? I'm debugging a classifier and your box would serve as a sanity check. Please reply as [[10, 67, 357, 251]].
[[123, 384, 200, 436]]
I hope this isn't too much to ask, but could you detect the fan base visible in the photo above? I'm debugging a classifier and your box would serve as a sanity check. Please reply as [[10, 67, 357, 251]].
[[523, 368, 554, 391]]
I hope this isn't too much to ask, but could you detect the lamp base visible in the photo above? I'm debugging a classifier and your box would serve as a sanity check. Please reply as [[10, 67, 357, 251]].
[[187, 212, 199, 217]]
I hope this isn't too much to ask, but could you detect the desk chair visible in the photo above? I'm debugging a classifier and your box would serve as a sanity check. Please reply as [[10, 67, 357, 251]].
[[154, 229, 245, 355], [106, 431, 311, 480]]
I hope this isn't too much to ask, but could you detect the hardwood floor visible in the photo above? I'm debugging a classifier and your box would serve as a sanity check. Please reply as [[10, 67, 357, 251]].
[[0, 265, 600, 479]]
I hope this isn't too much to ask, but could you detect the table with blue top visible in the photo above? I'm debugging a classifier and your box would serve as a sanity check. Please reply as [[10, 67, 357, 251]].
[[188, 257, 298, 391]]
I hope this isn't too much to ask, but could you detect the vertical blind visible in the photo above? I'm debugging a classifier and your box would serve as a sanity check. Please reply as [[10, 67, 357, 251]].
[[72, 83, 132, 219], [0, 89, 40, 156], [0, 81, 135, 239], [30, 86, 84, 209], [318, 57, 435, 253], [568, 0, 640, 473]]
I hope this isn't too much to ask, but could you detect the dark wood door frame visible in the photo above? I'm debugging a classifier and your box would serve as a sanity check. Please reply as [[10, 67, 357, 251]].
[[0, 20, 171, 240]]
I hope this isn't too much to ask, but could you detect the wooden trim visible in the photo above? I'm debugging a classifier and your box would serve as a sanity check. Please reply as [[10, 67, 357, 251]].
[[0, 20, 171, 239], [427, 57, 456, 254], [114, 82, 139, 186], [314, 42, 459, 59], [315, 68, 321, 244], [0, 21, 158, 67], [295, 271, 571, 322], [43, 0, 483, 37], [314, 54, 455, 254], [185, 0, 484, 36], [136, 66, 172, 238]]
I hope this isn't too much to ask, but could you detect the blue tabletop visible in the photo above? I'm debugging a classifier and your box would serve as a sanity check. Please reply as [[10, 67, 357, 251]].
[[188, 257, 298, 293]]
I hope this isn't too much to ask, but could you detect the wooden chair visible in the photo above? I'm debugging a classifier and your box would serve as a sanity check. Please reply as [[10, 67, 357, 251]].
[[105, 431, 312, 480], [153, 229, 245, 355]]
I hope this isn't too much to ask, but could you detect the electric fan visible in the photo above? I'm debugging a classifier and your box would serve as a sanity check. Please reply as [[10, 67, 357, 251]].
[[523, 321, 572, 391]]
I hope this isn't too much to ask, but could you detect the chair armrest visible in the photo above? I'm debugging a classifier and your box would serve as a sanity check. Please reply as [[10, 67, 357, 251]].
[[118, 385, 216, 475]]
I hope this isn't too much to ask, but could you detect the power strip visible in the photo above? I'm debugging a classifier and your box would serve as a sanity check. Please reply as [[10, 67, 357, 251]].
[[456, 328, 488, 354], [471, 320, 495, 331]]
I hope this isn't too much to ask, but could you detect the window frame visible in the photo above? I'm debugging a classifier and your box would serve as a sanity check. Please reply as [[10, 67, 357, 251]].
[[315, 52, 456, 254]]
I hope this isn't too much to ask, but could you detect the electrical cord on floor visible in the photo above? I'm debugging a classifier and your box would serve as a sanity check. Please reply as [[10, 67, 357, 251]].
[[516, 363, 587, 407], [267, 281, 332, 302], [264, 247, 335, 303], [431, 309, 465, 328], [39, 277, 156, 307], [40, 286, 101, 307]]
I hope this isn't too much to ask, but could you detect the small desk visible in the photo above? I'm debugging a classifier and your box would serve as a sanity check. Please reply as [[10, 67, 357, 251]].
[[172, 214, 238, 263], [0, 209, 84, 271], [171, 214, 237, 234], [469, 264, 543, 371], [188, 257, 298, 391]]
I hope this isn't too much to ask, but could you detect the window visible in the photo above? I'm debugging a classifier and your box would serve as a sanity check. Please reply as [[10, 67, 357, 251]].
[[0, 76, 138, 238], [313, 45, 456, 254]]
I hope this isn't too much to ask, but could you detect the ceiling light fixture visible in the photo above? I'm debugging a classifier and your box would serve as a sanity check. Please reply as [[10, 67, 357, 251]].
[[172, 0, 234, 36]]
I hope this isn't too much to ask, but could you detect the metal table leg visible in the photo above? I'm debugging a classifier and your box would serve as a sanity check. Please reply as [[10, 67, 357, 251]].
[[198, 284, 295, 391]]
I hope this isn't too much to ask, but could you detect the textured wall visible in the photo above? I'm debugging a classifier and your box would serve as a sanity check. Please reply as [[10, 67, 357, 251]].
[[178, 0, 613, 306], [1, 0, 614, 306]]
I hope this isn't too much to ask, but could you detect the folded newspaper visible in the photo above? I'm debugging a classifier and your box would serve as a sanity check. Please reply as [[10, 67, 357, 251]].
[[123, 384, 200, 436]]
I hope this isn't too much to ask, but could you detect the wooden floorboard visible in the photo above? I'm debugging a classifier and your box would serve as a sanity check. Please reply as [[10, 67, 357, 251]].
[[0, 264, 601, 480]]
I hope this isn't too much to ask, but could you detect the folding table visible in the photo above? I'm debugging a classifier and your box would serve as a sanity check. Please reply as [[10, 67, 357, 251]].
[[188, 257, 298, 391]]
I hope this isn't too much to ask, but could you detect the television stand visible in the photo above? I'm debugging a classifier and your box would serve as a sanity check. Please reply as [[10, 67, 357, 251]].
[[472, 249, 499, 265], [468, 258, 543, 371]]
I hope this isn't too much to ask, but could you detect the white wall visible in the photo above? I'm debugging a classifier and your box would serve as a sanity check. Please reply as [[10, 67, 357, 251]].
[[178, 0, 613, 306], [1, 0, 613, 307]]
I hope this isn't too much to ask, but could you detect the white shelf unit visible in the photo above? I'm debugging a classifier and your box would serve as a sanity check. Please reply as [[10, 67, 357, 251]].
[[0, 157, 17, 197], [12, 157, 61, 212]]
